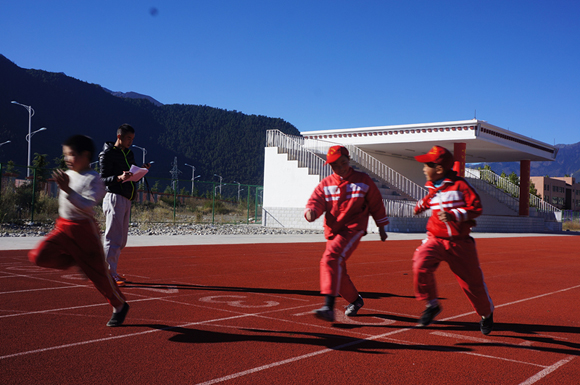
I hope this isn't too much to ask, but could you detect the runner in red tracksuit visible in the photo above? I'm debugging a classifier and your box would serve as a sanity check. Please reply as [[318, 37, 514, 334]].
[[305, 146, 389, 322], [412, 146, 494, 335]]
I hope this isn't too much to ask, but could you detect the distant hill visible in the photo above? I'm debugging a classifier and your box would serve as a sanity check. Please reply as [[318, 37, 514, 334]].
[[473, 142, 580, 179], [103, 88, 164, 107], [0, 54, 300, 187]]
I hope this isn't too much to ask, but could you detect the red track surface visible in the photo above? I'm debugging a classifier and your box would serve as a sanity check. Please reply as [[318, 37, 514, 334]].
[[2, 236, 580, 384]]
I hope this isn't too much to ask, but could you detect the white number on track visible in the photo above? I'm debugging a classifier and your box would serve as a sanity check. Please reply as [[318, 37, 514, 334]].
[[199, 295, 279, 308]]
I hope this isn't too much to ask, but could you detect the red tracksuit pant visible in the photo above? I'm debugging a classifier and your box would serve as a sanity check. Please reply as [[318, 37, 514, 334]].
[[28, 217, 126, 308], [412, 235, 494, 317], [320, 230, 364, 303]]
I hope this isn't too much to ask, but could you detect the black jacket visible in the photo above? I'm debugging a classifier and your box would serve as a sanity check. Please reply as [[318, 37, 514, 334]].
[[99, 141, 137, 200]]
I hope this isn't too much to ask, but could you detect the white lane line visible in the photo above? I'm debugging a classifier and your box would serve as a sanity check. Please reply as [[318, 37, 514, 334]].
[[194, 284, 580, 384], [431, 331, 491, 343], [293, 310, 315, 316], [195, 349, 334, 385], [3, 279, 579, 382], [518, 356, 575, 385], [0, 300, 325, 360], [458, 351, 547, 368], [438, 283, 580, 323], [0, 285, 87, 295], [195, 328, 414, 385], [0, 296, 165, 319], [0, 271, 90, 290], [0, 313, 253, 361]]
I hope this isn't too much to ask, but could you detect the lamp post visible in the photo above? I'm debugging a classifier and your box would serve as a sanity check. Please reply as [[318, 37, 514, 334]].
[[213, 174, 222, 196], [131, 145, 147, 189], [132, 144, 147, 165], [11, 101, 35, 177], [233, 181, 243, 202], [0, 140, 10, 148], [26, 127, 47, 178], [185, 163, 200, 196]]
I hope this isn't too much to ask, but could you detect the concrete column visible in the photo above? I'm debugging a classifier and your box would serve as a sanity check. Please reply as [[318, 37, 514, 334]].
[[453, 142, 466, 177], [519, 160, 531, 216]]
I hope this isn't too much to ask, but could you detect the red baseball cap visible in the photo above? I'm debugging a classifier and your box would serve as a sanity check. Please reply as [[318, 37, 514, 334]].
[[325, 145, 349, 165], [414, 146, 454, 169]]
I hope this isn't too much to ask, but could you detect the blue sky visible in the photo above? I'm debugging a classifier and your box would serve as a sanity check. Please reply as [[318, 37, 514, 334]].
[[2, 1, 579, 145]]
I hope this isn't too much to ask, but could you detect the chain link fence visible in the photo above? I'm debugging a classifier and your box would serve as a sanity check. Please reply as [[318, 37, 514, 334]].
[[561, 210, 580, 231], [0, 162, 263, 227]]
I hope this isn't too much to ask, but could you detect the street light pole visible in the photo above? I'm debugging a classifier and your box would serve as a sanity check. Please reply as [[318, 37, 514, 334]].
[[132, 144, 147, 165], [132, 145, 147, 189], [11, 101, 35, 177], [0, 140, 11, 148], [185, 163, 200, 196], [26, 127, 47, 178], [213, 174, 222, 196], [234, 181, 242, 201]]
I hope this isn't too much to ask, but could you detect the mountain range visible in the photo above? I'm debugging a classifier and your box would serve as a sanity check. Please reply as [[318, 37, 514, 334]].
[[1, 53, 578, 188], [480, 142, 580, 179], [0, 54, 299, 188]]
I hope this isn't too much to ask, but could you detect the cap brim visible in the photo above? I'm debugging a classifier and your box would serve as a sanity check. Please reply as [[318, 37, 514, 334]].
[[325, 154, 343, 165], [414, 154, 434, 163]]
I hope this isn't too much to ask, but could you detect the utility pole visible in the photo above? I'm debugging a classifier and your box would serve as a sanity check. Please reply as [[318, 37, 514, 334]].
[[169, 157, 181, 192]]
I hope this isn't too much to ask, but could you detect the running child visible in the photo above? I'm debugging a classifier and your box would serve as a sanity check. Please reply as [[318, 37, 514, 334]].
[[305, 145, 390, 322], [412, 145, 494, 335], [28, 135, 129, 327]]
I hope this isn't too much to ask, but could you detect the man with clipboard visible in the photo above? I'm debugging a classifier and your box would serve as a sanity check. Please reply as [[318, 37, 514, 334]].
[[99, 124, 151, 286]]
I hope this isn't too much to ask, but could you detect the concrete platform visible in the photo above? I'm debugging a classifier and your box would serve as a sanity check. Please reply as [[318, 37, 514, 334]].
[[1, 231, 574, 251]]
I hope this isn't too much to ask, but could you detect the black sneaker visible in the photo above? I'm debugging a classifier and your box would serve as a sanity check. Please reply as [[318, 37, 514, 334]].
[[417, 304, 442, 327], [107, 302, 130, 327], [314, 306, 335, 322], [345, 296, 364, 317], [480, 312, 494, 335]]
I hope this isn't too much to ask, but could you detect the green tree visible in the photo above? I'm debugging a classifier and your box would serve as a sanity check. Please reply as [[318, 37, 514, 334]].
[[54, 154, 67, 170], [508, 171, 519, 186], [529, 181, 538, 196], [4, 160, 18, 176], [32, 153, 50, 182]]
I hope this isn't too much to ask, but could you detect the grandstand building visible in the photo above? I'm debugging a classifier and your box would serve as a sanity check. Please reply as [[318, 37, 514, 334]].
[[263, 119, 562, 233]]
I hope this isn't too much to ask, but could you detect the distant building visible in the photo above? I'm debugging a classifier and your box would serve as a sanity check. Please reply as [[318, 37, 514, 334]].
[[530, 176, 580, 210]]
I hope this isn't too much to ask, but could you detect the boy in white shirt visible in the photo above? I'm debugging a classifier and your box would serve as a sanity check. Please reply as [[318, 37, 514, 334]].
[[28, 135, 129, 327]]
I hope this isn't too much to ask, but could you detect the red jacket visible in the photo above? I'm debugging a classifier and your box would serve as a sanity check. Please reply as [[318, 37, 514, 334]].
[[414, 170, 482, 239], [305, 168, 389, 240]]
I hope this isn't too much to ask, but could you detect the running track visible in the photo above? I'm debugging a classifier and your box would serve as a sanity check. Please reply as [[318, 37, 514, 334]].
[[1, 235, 580, 384]]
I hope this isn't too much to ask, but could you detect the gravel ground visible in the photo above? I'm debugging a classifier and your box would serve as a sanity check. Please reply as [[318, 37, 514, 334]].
[[0, 223, 322, 237]]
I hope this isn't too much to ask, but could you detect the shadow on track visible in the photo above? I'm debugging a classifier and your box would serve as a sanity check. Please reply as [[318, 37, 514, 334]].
[[122, 281, 414, 300], [417, 320, 580, 356], [129, 323, 472, 354]]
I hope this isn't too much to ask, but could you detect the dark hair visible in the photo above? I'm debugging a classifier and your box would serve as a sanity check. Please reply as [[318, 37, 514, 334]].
[[62, 135, 95, 161], [117, 123, 135, 137]]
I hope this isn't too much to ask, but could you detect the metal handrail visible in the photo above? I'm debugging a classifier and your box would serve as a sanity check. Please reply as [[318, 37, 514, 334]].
[[384, 199, 430, 218], [266, 130, 436, 218], [300, 137, 428, 200], [465, 168, 561, 213], [266, 130, 331, 180]]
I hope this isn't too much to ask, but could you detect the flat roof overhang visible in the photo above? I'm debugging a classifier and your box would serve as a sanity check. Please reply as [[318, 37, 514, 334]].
[[301, 120, 558, 163]]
